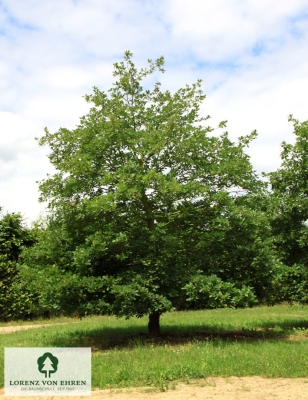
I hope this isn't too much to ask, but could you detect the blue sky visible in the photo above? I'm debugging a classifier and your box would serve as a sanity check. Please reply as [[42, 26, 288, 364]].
[[1, 0, 308, 223]]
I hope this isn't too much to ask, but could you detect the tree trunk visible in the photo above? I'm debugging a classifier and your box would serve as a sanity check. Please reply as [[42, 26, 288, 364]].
[[148, 311, 161, 337], [142, 189, 160, 338]]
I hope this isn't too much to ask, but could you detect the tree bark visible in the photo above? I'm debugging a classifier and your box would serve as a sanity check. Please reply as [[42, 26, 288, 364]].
[[141, 190, 160, 337], [148, 311, 161, 337], [141, 190, 155, 230]]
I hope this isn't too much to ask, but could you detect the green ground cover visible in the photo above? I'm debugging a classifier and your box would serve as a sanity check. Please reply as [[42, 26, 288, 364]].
[[1, 305, 308, 390]]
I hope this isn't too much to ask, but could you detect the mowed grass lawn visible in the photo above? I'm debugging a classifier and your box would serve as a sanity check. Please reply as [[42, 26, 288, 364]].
[[1, 305, 308, 390]]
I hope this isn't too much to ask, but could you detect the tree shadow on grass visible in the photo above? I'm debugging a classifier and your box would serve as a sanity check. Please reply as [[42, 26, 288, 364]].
[[46, 318, 308, 351]]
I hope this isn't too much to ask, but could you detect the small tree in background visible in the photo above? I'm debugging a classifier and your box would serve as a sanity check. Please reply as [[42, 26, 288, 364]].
[[267, 116, 308, 304], [0, 208, 35, 320]]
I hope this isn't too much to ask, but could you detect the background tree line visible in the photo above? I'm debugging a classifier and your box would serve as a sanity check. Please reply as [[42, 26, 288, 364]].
[[1, 52, 308, 336]]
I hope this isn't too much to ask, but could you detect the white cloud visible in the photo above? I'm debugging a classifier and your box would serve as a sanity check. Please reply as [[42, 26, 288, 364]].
[[164, 0, 308, 61], [0, 112, 54, 221]]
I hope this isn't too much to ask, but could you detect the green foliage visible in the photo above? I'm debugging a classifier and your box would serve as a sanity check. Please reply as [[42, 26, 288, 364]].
[[0, 255, 18, 320], [16, 264, 114, 318], [0, 209, 36, 320], [272, 264, 308, 305], [112, 274, 174, 318], [184, 273, 258, 309], [25, 52, 277, 329], [268, 116, 308, 267], [0, 209, 34, 261], [174, 194, 279, 302], [267, 117, 308, 303]]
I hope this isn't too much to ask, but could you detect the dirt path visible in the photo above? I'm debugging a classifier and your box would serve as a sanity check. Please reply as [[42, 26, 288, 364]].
[[1, 377, 308, 399], [0, 322, 76, 334]]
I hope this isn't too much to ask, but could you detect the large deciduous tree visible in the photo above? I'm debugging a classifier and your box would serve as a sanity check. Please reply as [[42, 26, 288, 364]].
[[33, 52, 276, 336]]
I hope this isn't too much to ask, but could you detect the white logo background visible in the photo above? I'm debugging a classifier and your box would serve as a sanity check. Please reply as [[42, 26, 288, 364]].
[[5, 348, 91, 396]]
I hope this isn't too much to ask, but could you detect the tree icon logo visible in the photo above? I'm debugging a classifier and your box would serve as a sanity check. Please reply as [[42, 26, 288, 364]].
[[37, 352, 59, 378]]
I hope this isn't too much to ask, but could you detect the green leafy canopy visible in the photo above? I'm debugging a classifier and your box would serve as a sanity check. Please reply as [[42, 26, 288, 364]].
[[38, 51, 258, 212], [27, 52, 276, 332]]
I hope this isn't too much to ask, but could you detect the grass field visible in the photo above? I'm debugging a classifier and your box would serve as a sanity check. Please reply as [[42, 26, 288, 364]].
[[1, 305, 308, 390]]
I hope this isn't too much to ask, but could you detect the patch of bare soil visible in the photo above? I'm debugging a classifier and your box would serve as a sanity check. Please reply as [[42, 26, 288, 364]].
[[0, 323, 72, 334], [1, 377, 308, 399]]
